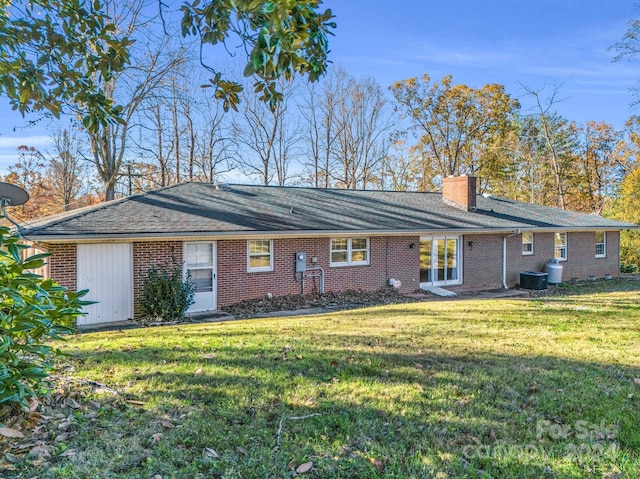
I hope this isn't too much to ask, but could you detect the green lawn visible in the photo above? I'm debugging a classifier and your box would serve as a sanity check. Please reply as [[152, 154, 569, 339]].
[[10, 284, 640, 478]]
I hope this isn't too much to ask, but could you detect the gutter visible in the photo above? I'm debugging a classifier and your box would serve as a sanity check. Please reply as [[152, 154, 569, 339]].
[[22, 225, 634, 244]]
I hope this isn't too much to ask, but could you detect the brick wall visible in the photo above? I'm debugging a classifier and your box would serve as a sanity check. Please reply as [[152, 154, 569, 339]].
[[216, 236, 420, 307], [132, 241, 183, 317], [505, 232, 555, 286], [442, 176, 477, 210], [558, 231, 619, 280], [45, 243, 77, 291], [452, 234, 504, 291], [44, 230, 622, 318], [452, 230, 620, 291], [504, 231, 620, 286]]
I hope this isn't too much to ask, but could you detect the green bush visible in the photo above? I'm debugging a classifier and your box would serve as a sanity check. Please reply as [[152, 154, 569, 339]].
[[0, 224, 89, 408], [140, 264, 194, 323]]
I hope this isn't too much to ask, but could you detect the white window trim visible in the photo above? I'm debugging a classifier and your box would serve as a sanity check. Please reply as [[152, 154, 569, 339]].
[[554, 232, 567, 262], [330, 237, 370, 267], [595, 231, 606, 259], [247, 239, 274, 273], [522, 232, 534, 256]]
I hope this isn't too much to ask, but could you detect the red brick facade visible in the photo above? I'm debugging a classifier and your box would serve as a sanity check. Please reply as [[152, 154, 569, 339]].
[[442, 176, 477, 210], [216, 236, 419, 306], [45, 243, 77, 291], [132, 241, 183, 316], [44, 230, 622, 318]]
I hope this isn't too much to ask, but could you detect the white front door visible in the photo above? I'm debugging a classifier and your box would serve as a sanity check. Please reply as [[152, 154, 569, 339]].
[[77, 243, 133, 325], [420, 236, 461, 287], [184, 242, 217, 312]]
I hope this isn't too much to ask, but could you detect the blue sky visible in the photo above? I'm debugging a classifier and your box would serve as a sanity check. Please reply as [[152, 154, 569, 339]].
[[322, 0, 638, 123], [0, 1, 638, 171]]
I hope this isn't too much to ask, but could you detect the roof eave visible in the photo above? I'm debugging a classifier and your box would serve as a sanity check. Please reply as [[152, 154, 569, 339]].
[[25, 224, 635, 243]]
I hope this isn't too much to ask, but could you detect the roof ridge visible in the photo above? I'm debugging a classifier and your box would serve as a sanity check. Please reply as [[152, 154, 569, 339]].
[[224, 183, 442, 194]]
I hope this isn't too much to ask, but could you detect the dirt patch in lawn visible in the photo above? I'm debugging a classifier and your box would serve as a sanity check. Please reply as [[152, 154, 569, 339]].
[[221, 287, 422, 319]]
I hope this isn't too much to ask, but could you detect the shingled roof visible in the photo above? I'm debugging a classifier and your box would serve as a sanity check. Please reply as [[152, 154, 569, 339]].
[[20, 183, 635, 241]]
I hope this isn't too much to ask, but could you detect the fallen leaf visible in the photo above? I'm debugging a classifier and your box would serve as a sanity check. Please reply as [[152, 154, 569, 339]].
[[194, 368, 204, 376], [0, 427, 24, 438], [29, 445, 52, 458], [286, 459, 296, 470], [203, 353, 216, 359], [60, 449, 77, 457], [64, 398, 80, 409], [161, 421, 174, 429], [150, 433, 163, 444], [634, 378, 640, 387], [204, 447, 219, 458], [296, 461, 313, 474], [369, 457, 385, 471], [126, 400, 147, 406], [236, 446, 248, 455], [4, 452, 23, 463]]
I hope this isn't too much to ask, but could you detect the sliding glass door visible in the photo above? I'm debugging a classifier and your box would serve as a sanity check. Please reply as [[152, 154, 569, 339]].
[[419, 236, 461, 287]]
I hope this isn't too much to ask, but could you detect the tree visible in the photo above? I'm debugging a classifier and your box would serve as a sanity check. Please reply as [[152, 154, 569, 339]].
[[0, 226, 88, 407], [612, 16, 640, 106], [572, 121, 627, 214], [233, 79, 300, 185], [605, 166, 640, 270], [300, 68, 394, 189], [3, 146, 57, 221], [390, 74, 519, 190], [179, 0, 336, 111], [48, 128, 88, 211], [80, 1, 188, 201], [0, 0, 130, 128], [332, 72, 392, 189]]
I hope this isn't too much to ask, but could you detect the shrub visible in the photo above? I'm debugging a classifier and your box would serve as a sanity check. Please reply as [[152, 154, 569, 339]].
[[140, 263, 194, 323], [0, 224, 89, 407]]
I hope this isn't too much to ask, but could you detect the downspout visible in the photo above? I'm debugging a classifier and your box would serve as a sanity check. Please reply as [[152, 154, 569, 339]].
[[502, 230, 521, 289]]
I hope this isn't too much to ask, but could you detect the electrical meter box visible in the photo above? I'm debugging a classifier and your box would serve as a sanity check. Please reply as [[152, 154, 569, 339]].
[[295, 252, 307, 273]]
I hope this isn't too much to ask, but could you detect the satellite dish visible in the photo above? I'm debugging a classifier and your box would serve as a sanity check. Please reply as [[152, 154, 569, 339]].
[[0, 182, 29, 206], [0, 182, 29, 231]]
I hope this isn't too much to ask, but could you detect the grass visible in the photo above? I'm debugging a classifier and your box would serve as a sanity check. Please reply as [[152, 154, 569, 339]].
[[12, 281, 640, 478]]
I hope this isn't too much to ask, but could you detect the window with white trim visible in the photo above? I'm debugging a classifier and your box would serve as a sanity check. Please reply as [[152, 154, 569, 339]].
[[247, 240, 273, 272], [595, 231, 606, 258], [522, 232, 534, 255], [330, 238, 369, 266], [554, 232, 567, 261]]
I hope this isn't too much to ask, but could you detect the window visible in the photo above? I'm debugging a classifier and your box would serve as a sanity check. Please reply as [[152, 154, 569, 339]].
[[330, 238, 369, 266], [247, 240, 273, 272], [185, 243, 214, 292], [522, 232, 534, 255], [554, 232, 567, 261], [595, 231, 606, 258]]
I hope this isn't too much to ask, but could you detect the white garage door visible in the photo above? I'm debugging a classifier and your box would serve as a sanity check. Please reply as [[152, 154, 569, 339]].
[[77, 243, 133, 325]]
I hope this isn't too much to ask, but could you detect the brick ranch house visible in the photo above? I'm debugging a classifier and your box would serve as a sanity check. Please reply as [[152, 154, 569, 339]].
[[20, 176, 635, 326]]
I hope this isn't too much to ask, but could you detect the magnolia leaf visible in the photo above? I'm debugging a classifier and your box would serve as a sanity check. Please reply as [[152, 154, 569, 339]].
[[296, 461, 313, 474], [204, 447, 219, 458], [150, 433, 163, 444], [236, 446, 248, 455], [0, 427, 24, 438], [161, 421, 174, 429]]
